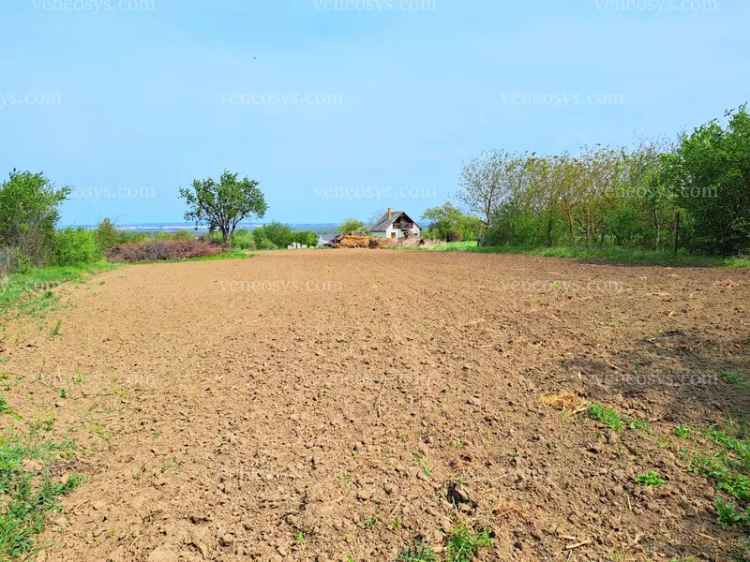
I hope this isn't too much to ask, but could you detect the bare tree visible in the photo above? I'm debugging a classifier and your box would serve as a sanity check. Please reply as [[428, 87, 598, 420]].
[[458, 150, 517, 227]]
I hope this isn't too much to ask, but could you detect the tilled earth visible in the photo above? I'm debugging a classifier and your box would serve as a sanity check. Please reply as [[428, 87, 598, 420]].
[[2, 250, 749, 561]]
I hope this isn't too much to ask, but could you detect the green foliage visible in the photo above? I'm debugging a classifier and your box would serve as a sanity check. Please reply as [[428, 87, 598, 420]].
[[338, 219, 366, 234], [179, 170, 267, 243], [422, 203, 482, 241], [459, 106, 750, 256], [293, 230, 319, 247], [445, 526, 493, 562], [664, 105, 750, 254], [586, 403, 649, 433], [721, 371, 746, 386], [0, 170, 70, 267], [0, 425, 81, 559], [53, 228, 101, 266], [0, 263, 111, 317], [253, 223, 292, 249], [398, 540, 437, 562], [636, 471, 666, 487], [715, 497, 750, 528], [587, 403, 625, 431], [94, 218, 119, 252], [230, 229, 256, 250], [674, 425, 691, 439]]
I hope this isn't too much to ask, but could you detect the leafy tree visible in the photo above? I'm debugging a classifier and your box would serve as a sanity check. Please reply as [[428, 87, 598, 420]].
[[253, 222, 293, 248], [664, 105, 750, 254], [338, 218, 366, 233], [179, 170, 267, 244], [0, 170, 70, 266], [293, 230, 319, 247], [95, 218, 119, 252], [422, 203, 482, 241]]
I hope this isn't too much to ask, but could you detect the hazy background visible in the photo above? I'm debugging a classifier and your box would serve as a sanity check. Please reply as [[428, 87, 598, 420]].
[[1, 0, 748, 225]]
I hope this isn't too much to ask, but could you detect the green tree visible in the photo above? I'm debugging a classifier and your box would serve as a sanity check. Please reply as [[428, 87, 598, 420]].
[[179, 170, 267, 244], [293, 230, 319, 247], [338, 218, 366, 233], [0, 170, 70, 266], [422, 203, 482, 241], [664, 105, 750, 254], [254, 222, 293, 248], [95, 218, 119, 252]]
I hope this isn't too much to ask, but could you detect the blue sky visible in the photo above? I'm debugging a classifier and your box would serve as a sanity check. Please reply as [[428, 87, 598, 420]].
[[1, 0, 748, 225]]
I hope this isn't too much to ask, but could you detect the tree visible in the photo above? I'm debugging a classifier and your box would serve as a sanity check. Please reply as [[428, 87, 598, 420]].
[[664, 105, 750, 254], [338, 218, 366, 233], [95, 218, 119, 252], [179, 170, 267, 244], [293, 230, 319, 247], [422, 203, 482, 241], [458, 151, 519, 228], [253, 222, 293, 248], [0, 170, 70, 266]]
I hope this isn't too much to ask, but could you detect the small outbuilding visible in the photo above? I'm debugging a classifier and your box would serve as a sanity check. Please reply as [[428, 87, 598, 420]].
[[369, 209, 421, 240]]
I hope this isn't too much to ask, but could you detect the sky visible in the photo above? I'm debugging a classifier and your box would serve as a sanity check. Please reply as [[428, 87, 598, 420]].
[[1, 0, 748, 226]]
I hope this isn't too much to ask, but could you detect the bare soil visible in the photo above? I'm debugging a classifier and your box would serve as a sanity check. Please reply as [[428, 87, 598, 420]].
[[2, 250, 749, 561]]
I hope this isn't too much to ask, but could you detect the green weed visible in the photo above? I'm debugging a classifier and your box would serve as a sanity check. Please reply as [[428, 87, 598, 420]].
[[446, 526, 493, 562], [0, 426, 81, 559], [635, 471, 666, 487], [715, 497, 750, 528], [587, 403, 649, 433], [398, 540, 437, 562], [674, 425, 691, 439]]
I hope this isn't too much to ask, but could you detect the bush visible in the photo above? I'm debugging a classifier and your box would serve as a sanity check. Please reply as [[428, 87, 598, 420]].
[[254, 223, 294, 248], [106, 239, 222, 262], [53, 228, 101, 266], [231, 229, 256, 250]]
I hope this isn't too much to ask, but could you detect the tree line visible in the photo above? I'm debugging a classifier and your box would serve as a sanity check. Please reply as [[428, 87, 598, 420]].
[[448, 105, 750, 255]]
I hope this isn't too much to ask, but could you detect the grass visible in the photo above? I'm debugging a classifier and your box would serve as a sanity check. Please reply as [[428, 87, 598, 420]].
[[420, 241, 750, 268], [0, 262, 112, 318], [0, 395, 82, 560]]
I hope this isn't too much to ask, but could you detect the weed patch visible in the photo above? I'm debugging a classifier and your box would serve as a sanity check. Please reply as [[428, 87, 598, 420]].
[[398, 540, 437, 562], [0, 403, 82, 560], [635, 471, 666, 487], [445, 526, 493, 562], [587, 403, 648, 433]]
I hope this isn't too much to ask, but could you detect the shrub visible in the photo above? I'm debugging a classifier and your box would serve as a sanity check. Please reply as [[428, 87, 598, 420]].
[[254, 223, 294, 248], [229, 229, 254, 250], [53, 228, 101, 266], [106, 239, 222, 262]]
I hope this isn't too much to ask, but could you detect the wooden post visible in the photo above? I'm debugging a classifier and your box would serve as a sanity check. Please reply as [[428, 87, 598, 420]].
[[673, 210, 681, 255]]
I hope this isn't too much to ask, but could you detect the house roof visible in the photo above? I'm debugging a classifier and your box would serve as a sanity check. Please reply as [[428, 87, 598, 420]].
[[369, 211, 420, 232]]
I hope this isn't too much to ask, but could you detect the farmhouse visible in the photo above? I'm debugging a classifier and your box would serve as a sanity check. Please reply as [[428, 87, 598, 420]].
[[369, 209, 421, 240]]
